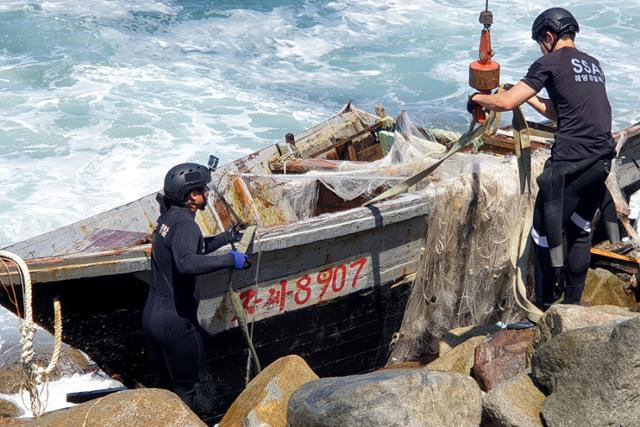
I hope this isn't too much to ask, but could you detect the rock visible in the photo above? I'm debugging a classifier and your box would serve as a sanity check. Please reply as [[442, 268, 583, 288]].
[[531, 304, 640, 353], [481, 373, 544, 427], [473, 329, 535, 391], [288, 369, 482, 427], [438, 324, 501, 355], [379, 360, 426, 371], [26, 388, 205, 426], [581, 268, 633, 307], [531, 317, 640, 426], [219, 355, 318, 427], [0, 398, 22, 418], [426, 335, 484, 375], [0, 343, 91, 394]]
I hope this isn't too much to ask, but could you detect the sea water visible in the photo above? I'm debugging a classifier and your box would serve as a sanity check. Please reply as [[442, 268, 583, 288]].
[[0, 0, 638, 246]]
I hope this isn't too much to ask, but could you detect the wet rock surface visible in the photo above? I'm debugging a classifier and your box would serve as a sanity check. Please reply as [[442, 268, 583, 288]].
[[531, 316, 640, 427], [0, 398, 22, 418], [473, 329, 535, 391], [22, 388, 205, 427], [219, 355, 318, 427], [0, 343, 91, 394], [481, 372, 544, 427], [288, 368, 482, 427]]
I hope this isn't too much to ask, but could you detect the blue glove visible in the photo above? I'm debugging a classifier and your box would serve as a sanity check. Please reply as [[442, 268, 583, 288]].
[[230, 250, 250, 270]]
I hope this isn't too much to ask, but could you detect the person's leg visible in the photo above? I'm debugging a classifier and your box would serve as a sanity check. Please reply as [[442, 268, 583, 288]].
[[564, 221, 592, 303], [532, 191, 560, 310], [142, 298, 172, 389], [561, 159, 609, 303], [160, 318, 204, 410], [600, 188, 620, 243]]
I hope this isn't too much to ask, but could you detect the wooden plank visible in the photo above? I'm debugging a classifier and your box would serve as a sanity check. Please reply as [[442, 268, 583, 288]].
[[269, 158, 363, 174], [590, 247, 640, 264], [307, 122, 382, 159], [347, 142, 358, 161], [356, 143, 384, 162], [252, 193, 428, 252]]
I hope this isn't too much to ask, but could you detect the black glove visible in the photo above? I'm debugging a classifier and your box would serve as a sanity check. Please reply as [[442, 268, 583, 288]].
[[225, 223, 243, 244], [466, 93, 482, 115]]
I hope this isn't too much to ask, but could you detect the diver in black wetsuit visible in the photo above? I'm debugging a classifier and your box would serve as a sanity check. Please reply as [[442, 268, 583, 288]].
[[142, 162, 250, 410], [468, 8, 615, 310]]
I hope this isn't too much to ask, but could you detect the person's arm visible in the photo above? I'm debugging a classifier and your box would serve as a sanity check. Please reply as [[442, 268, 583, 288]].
[[203, 233, 228, 254], [203, 224, 243, 254], [471, 81, 537, 112], [172, 222, 235, 275], [525, 95, 557, 121]]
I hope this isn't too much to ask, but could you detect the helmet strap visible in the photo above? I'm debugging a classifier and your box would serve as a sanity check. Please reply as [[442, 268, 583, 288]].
[[549, 33, 559, 53]]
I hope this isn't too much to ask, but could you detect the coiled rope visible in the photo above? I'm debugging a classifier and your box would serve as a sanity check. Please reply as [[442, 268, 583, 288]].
[[0, 250, 63, 417]]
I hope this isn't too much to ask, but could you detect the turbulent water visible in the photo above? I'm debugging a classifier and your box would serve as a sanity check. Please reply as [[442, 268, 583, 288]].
[[0, 0, 638, 247]]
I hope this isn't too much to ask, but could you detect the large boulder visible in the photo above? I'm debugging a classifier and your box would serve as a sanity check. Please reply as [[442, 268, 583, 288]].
[[531, 304, 640, 353], [0, 306, 92, 395], [531, 316, 640, 426], [581, 268, 634, 307], [0, 398, 22, 418], [474, 329, 535, 391], [0, 343, 91, 394], [219, 355, 318, 427], [23, 388, 205, 426], [426, 335, 485, 375], [288, 369, 482, 427], [438, 324, 502, 355], [481, 373, 545, 427]]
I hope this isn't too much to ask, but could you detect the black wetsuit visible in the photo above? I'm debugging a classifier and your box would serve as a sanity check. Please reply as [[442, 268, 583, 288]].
[[521, 47, 614, 308], [142, 205, 234, 409]]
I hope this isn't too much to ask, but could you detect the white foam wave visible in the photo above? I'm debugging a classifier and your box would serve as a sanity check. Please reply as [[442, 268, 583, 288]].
[[0, 373, 123, 418], [0, 0, 639, 246]]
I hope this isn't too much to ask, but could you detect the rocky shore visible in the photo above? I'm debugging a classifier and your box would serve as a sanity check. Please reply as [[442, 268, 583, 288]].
[[1, 267, 638, 426]]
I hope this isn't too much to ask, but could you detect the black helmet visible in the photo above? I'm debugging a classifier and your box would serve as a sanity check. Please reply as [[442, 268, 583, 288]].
[[531, 7, 579, 42], [163, 163, 211, 203]]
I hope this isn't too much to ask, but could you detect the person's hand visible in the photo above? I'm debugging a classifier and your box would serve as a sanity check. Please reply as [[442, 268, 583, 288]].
[[466, 93, 482, 115], [225, 223, 243, 244], [230, 250, 251, 270]]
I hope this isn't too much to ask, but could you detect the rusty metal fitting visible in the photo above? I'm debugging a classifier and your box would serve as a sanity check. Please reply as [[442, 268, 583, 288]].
[[479, 10, 493, 27]]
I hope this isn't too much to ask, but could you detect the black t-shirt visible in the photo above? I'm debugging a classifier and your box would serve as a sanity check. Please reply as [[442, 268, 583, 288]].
[[521, 47, 614, 161]]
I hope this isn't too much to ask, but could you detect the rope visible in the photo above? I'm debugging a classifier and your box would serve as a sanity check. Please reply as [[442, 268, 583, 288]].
[[245, 229, 263, 385], [226, 226, 262, 382], [0, 250, 63, 418]]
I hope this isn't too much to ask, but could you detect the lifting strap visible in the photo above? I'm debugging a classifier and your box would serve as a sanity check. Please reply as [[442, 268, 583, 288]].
[[226, 226, 262, 374]]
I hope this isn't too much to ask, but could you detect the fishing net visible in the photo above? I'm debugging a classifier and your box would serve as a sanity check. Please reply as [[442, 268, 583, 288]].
[[386, 144, 548, 363]]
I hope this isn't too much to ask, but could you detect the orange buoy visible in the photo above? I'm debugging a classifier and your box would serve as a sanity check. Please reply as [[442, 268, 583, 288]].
[[469, 28, 500, 91], [468, 3, 500, 123]]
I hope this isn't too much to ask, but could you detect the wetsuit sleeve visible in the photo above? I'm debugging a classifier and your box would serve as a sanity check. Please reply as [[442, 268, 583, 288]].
[[521, 59, 551, 93], [171, 222, 235, 275], [203, 233, 229, 254]]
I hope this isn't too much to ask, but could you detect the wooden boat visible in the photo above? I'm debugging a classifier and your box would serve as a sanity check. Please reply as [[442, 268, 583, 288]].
[[1, 103, 637, 423]]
